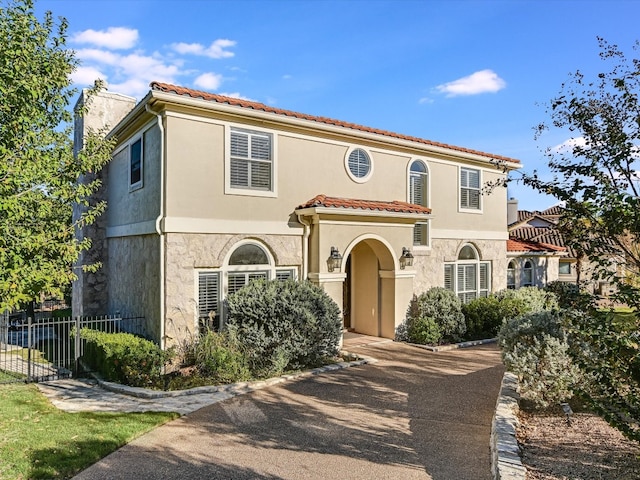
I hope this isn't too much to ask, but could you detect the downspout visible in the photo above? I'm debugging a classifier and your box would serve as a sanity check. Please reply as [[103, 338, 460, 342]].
[[296, 213, 310, 280], [146, 104, 166, 350]]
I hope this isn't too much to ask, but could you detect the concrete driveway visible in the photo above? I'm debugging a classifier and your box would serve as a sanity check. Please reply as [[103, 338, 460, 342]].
[[73, 340, 504, 480]]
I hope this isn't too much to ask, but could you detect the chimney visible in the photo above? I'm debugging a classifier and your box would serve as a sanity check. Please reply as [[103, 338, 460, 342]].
[[507, 197, 518, 226]]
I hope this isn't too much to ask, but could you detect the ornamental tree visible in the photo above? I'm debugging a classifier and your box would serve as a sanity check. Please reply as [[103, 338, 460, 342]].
[[517, 38, 640, 309], [0, 0, 113, 312]]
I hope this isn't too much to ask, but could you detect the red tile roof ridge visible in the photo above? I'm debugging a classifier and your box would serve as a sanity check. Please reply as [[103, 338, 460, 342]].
[[507, 237, 566, 253], [297, 194, 431, 214], [150, 81, 520, 165]]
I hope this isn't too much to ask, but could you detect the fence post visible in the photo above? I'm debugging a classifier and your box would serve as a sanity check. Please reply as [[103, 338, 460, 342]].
[[74, 316, 81, 377], [27, 317, 32, 382]]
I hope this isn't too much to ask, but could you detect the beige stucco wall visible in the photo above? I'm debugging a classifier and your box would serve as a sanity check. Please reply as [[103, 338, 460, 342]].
[[108, 123, 161, 229]]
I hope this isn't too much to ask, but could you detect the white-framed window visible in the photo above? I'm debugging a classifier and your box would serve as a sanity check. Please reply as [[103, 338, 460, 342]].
[[507, 260, 516, 289], [129, 135, 143, 190], [229, 127, 274, 193], [409, 160, 429, 246], [444, 244, 491, 303], [523, 260, 534, 286], [559, 260, 572, 275], [196, 241, 298, 330], [460, 167, 481, 210], [345, 147, 373, 183]]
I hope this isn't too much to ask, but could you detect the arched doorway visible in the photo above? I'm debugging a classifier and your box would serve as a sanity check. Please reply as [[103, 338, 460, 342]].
[[343, 237, 396, 338]]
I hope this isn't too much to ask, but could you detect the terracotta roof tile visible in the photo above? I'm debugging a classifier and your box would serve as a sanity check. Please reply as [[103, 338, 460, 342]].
[[150, 81, 520, 165], [297, 194, 431, 215], [507, 238, 566, 253]]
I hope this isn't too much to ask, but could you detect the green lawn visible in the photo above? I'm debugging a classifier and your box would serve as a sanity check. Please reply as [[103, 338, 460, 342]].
[[0, 383, 178, 479]]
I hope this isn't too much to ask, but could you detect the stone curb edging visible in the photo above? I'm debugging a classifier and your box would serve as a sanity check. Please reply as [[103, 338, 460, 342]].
[[407, 337, 497, 352], [94, 351, 378, 400], [490, 372, 527, 480]]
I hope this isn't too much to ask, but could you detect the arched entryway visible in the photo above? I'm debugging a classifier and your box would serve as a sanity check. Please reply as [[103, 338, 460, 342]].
[[343, 237, 397, 338]]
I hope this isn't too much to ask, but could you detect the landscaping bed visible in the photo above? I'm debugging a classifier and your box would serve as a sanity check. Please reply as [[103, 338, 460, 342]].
[[517, 405, 640, 479]]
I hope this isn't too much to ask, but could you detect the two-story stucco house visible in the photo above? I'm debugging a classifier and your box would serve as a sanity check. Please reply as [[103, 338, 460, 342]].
[[73, 82, 521, 348]]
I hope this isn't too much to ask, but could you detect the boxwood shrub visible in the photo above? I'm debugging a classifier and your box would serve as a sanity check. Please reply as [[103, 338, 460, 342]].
[[404, 287, 466, 345], [80, 329, 172, 387], [225, 279, 342, 377]]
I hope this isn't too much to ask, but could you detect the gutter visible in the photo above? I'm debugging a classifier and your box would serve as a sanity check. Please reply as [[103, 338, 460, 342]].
[[146, 104, 166, 350]]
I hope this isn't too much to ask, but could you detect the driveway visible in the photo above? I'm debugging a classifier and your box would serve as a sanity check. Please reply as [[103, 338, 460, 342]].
[[73, 340, 504, 480]]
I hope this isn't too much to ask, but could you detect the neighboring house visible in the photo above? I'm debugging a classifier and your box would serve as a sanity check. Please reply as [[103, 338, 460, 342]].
[[507, 200, 619, 295], [73, 83, 520, 348]]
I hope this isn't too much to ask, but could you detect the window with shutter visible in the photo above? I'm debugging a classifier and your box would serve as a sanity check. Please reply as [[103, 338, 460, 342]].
[[198, 271, 220, 329], [345, 148, 372, 182], [227, 271, 268, 295], [444, 245, 491, 303], [276, 269, 296, 281], [507, 260, 516, 289], [523, 260, 533, 286], [460, 167, 481, 210], [444, 264, 454, 291], [410, 161, 429, 246], [230, 128, 272, 191]]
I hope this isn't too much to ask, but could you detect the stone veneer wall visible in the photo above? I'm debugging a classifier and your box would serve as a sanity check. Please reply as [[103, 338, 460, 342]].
[[107, 234, 161, 343], [412, 238, 508, 295], [163, 232, 302, 346]]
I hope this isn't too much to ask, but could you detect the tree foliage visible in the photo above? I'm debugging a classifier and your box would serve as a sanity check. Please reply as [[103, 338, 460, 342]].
[[520, 37, 640, 308], [0, 0, 113, 311]]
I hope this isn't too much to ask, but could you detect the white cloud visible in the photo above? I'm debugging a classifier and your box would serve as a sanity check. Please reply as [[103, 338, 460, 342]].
[[72, 66, 107, 86], [75, 48, 121, 66], [434, 69, 506, 97], [72, 27, 139, 50], [194, 72, 223, 90], [107, 78, 151, 99], [552, 137, 587, 153], [171, 39, 236, 59], [219, 92, 255, 101], [418, 97, 434, 104]]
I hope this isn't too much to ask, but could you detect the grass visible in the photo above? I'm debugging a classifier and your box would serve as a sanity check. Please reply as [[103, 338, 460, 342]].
[[0, 383, 178, 479]]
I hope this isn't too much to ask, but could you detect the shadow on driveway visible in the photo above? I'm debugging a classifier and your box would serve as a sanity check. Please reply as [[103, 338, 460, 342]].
[[73, 342, 504, 480]]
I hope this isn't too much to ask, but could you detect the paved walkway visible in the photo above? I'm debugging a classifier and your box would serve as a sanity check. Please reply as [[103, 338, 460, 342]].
[[55, 338, 504, 480]]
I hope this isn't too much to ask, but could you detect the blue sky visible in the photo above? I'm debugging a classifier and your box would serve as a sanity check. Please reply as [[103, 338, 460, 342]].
[[36, 0, 640, 211]]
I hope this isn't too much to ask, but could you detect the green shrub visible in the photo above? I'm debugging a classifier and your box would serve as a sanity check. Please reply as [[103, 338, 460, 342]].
[[461, 296, 506, 340], [180, 329, 251, 384], [405, 287, 466, 345], [545, 280, 594, 310], [498, 310, 582, 408], [494, 286, 558, 319], [225, 279, 342, 377], [80, 329, 172, 387]]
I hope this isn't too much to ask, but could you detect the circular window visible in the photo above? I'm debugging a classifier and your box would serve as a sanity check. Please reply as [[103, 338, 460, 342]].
[[345, 148, 372, 182]]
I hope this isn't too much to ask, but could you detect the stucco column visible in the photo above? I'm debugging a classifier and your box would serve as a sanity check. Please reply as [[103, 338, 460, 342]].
[[380, 270, 415, 337]]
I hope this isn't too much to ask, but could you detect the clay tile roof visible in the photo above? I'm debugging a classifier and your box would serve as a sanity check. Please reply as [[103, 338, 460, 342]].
[[507, 237, 566, 253], [150, 81, 520, 165], [297, 194, 432, 215]]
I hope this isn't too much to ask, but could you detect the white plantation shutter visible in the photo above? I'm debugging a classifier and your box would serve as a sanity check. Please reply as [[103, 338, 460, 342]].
[[348, 149, 371, 178], [413, 222, 428, 246], [444, 264, 454, 291], [460, 167, 481, 209], [230, 128, 272, 190], [228, 271, 268, 295], [198, 272, 220, 321], [479, 262, 490, 297], [276, 269, 295, 281]]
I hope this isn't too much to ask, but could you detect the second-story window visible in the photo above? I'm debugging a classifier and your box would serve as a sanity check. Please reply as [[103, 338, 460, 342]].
[[460, 167, 481, 210], [230, 128, 273, 191], [410, 160, 429, 246], [129, 136, 143, 190]]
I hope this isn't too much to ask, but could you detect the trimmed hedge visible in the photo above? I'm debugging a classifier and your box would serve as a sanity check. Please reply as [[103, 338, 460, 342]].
[[80, 329, 171, 387], [404, 287, 466, 345]]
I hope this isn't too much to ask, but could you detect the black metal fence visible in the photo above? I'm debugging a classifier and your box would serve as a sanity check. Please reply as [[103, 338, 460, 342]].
[[0, 315, 146, 383]]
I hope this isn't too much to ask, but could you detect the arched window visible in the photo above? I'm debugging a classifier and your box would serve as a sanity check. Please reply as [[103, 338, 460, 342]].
[[197, 240, 297, 331], [444, 244, 491, 303], [507, 260, 516, 289], [410, 160, 429, 246], [523, 260, 534, 287]]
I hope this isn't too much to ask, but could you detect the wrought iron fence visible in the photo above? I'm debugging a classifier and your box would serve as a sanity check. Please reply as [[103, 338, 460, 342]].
[[0, 315, 146, 383]]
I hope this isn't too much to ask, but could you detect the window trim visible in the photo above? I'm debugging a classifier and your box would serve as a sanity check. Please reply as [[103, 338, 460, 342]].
[[459, 166, 482, 213], [522, 260, 534, 287], [225, 125, 278, 198], [129, 134, 144, 191], [344, 147, 373, 183], [507, 260, 516, 289]]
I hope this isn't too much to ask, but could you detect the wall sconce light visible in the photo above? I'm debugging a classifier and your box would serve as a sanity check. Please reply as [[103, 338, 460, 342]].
[[399, 247, 414, 269], [327, 246, 343, 272]]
